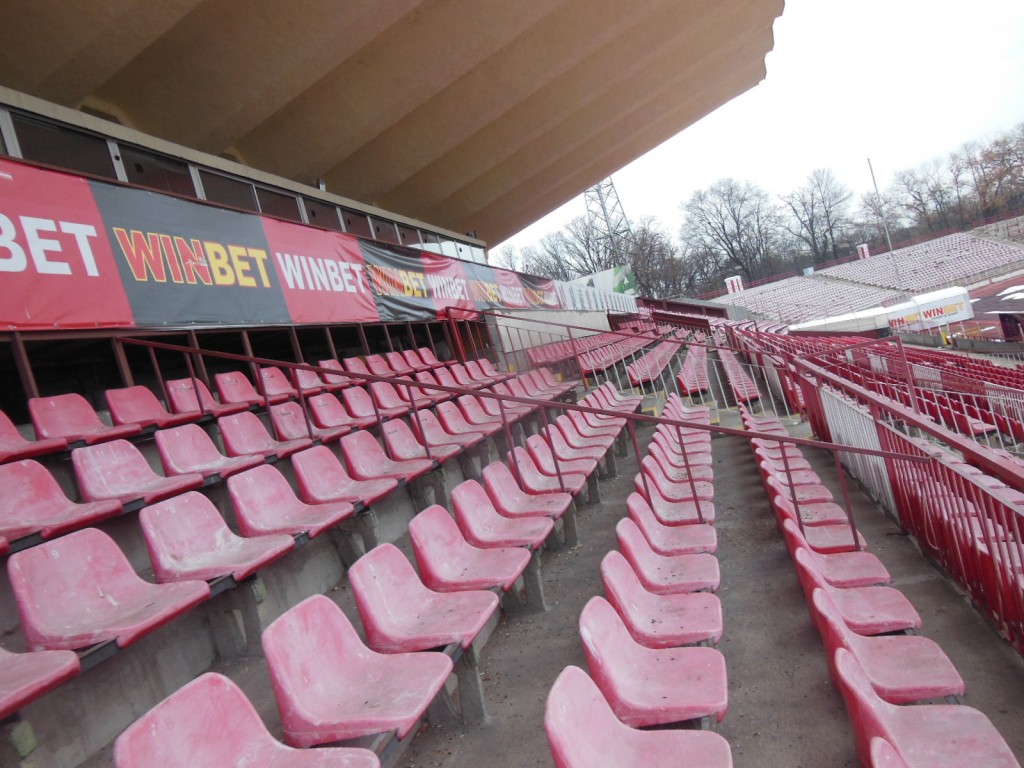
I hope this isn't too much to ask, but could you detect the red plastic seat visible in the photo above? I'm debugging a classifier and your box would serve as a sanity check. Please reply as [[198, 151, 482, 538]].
[[834, 648, 1019, 768], [567, 409, 619, 439], [141, 491, 294, 582], [386, 350, 421, 374], [545, 666, 733, 768], [382, 418, 460, 463], [647, 443, 715, 481], [364, 353, 397, 377], [342, 385, 404, 422], [8, 528, 209, 650], [794, 548, 921, 635], [579, 596, 728, 727], [0, 645, 80, 720], [0, 410, 67, 463], [553, 414, 613, 451], [0, 459, 122, 542], [215, 370, 272, 407], [269, 401, 350, 443], [258, 366, 299, 402], [526, 435, 598, 477], [412, 370, 454, 404], [538, 425, 606, 463], [616, 518, 720, 594], [73, 440, 203, 505], [464, 359, 498, 386], [765, 475, 850, 526], [228, 465, 354, 538], [635, 456, 714, 503], [398, 349, 432, 372], [761, 465, 834, 504], [316, 359, 353, 391], [342, 356, 372, 378], [369, 381, 412, 418], [155, 423, 263, 480], [870, 738, 911, 768], [415, 347, 448, 369], [482, 461, 572, 520], [409, 408, 485, 453], [448, 363, 486, 390], [339, 431, 433, 483], [30, 392, 142, 445], [626, 493, 716, 555], [293, 366, 326, 396], [457, 395, 507, 428], [601, 551, 722, 648], [452, 479, 554, 549], [508, 447, 587, 495], [165, 377, 247, 417], [409, 505, 530, 592], [308, 392, 376, 431], [218, 411, 312, 459], [106, 385, 198, 429], [812, 589, 964, 705], [348, 543, 500, 653], [114, 671, 380, 767], [437, 401, 500, 439], [781, 519, 889, 587], [772, 494, 866, 553], [291, 446, 398, 507]]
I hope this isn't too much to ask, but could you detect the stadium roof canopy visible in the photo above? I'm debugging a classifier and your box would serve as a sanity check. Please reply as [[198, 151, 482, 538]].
[[0, 0, 783, 245]]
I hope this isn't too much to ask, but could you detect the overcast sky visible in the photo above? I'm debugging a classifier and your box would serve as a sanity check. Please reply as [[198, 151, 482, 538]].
[[495, 0, 1024, 254]]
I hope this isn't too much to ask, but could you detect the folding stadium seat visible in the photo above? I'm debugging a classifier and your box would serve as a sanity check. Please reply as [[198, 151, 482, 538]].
[[503, 376, 544, 404], [763, 475, 849, 526], [463, 359, 499, 386], [457, 394, 509, 429], [433, 365, 467, 392], [578, 597, 728, 728], [544, 666, 733, 768], [30, 392, 142, 445], [409, 505, 531, 592], [369, 381, 413, 418], [451, 480, 554, 549], [398, 348, 432, 372], [567, 408, 620, 439], [0, 645, 80, 720], [635, 456, 714, 503], [600, 551, 722, 648], [616, 519, 720, 594], [385, 350, 420, 375], [513, 372, 555, 399], [187, 416, 281, 470], [793, 548, 921, 635], [364, 353, 398, 378], [537, 425, 606, 464], [348, 543, 500, 653], [414, 347, 449, 369], [342, 385, 405, 422], [73, 440, 203, 505], [490, 381, 538, 415], [228, 465, 354, 538], [482, 461, 573, 520], [553, 414, 614, 452], [8, 528, 210, 651], [268, 401, 350, 443], [307, 392, 376, 431], [140, 492, 294, 583], [165, 377, 248, 418], [105, 385, 198, 429], [412, 370, 454, 404], [0, 410, 67, 463], [626, 493, 717, 555], [0, 459, 122, 543], [834, 649, 1019, 768], [508, 447, 588, 496], [292, 366, 326, 397], [811, 589, 964, 705], [316, 359, 354, 391], [113, 672, 380, 768], [382, 418, 460, 463], [781, 519, 889, 588], [339, 431, 433, 483], [342, 356, 372, 379], [291, 445, 397, 507], [647, 443, 715, 480], [155, 423, 263, 480], [215, 370, 278, 407]]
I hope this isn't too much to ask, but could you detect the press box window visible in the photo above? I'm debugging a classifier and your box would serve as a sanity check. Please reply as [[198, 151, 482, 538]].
[[199, 170, 258, 212], [256, 187, 302, 222], [303, 198, 343, 231], [11, 114, 117, 179], [340, 209, 373, 239], [121, 146, 196, 196]]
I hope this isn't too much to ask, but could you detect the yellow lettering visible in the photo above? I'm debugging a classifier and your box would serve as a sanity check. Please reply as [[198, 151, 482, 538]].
[[204, 242, 235, 285], [229, 245, 254, 287], [249, 248, 270, 288]]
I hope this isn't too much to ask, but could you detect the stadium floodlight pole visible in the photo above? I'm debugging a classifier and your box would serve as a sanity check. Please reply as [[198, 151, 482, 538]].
[[867, 157, 907, 298]]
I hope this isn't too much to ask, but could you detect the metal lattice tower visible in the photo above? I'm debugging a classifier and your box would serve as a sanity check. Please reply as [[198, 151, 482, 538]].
[[584, 176, 633, 264]]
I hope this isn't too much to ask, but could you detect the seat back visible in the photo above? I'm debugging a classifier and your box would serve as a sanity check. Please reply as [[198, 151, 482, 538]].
[[291, 445, 350, 500], [72, 440, 160, 500], [0, 459, 71, 521], [228, 465, 301, 530], [599, 550, 648, 618], [385, 351, 415, 374], [215, 371, 262, 405], [382, 420, 427, 461], [578, 596, 638, 695], [544, 665, 627, 768], [316, 358, 351, 389], [451, 479, 498, 524], [113, 673, 290, 768], [434, 367, 459, 388], [810, 588, 858, 668], [166, 378, 220, 414], [155, 424, 221, 474], [364, 354, 394, 377], [416, 347, 444, 367], [408, 505, 470, 587], [292, 367, 324, 394], [308, 392, 352, 427], [615, 517, 657, 570], [339, 431, 388, 476], [341, 387, 377, 419], [482, 460, 522, 501], [258, 367, 297, 399], [436, 401, 473, 432], [268, 402, 314, 441], [30, 393, 104, 439], [342, 357, 372, 377], [370, 381, 405, 409], [870, 737, 910, 768], [347, 544, 433, 649], [218, 411, 275, 455], [139, 492, 231, 582], [834, 648, 897, 764], [105, 385, 173, 426]]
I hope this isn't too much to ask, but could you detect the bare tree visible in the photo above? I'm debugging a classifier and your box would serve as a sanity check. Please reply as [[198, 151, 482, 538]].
[[681, 178, 788, 282], [781, 169, 853, 264]]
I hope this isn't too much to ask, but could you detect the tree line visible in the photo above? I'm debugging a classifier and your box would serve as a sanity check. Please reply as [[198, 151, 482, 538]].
[[496, 122, 1024, 298]]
